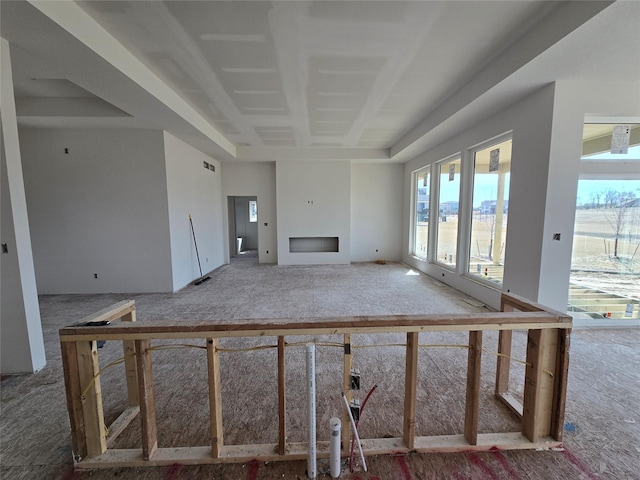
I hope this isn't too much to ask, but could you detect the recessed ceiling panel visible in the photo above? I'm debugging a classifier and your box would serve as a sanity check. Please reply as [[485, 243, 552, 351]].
[[69, 0, 594, 151]]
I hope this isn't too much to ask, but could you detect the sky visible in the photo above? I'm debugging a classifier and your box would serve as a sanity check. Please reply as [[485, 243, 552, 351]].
[[576, 180, 640, 206], [438, 172, 511, 207]]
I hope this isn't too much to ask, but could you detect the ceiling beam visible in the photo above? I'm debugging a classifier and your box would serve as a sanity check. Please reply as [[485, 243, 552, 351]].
[[236, 146, 389, 162], [18, 0, 236, 159], [390, 1, 614, 161]]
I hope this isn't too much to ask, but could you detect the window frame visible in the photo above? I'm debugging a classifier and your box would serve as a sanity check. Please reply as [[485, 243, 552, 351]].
[[433, 153, 463, 271], [463, 133, 513, 288], [411, 166, 431, 260]]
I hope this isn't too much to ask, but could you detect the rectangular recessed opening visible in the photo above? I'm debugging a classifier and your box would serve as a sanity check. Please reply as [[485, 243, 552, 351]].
[[289, 237, 339, 253]]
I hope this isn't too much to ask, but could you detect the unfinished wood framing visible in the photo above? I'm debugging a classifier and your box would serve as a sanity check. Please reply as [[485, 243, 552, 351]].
[[277, 336, 287, 456], [60, 340, 87, 460], [76, 340, 107, 456], [135, 339, 157, 460], [59, 293, 571, 469], [464, 330, 482, 445], [121, 309, 138, 407], [403, 332, 419, 450], [207, 338, 224, 458]]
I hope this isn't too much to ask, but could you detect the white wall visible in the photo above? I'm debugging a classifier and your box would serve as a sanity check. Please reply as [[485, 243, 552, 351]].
[[20, 128, 173, 293], [1, 129, 46, 374], [351, 163, 403, 262], [1, 39, 46, 374], [164, 132, 225, 290], [221, 162, 277, 264], [276, 161, 351, 265]]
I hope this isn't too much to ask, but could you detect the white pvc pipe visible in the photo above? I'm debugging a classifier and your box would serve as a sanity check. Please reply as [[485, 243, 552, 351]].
[[306, 343, 317, 479], [329, 417, 342, 478], [341, 393, 367, 472]]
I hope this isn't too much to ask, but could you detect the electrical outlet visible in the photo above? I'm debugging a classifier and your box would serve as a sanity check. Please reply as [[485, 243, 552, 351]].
[[350, 369, 361, 390], [349, 399, 361, 422]]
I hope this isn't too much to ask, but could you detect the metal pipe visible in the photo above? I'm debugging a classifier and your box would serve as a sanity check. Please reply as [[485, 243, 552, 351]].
[[306, 343, 317, 479], [329, 417, 342, 478]]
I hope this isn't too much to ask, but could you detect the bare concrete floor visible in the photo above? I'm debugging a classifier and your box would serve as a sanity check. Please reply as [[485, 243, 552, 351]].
[[1, 260, 639, 479]]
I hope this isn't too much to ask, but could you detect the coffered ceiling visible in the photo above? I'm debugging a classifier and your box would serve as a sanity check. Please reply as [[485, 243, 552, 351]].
[[2, 1, 639, 162]]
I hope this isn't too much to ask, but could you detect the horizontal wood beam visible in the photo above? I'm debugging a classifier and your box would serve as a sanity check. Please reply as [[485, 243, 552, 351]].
[[59, 312, 571, 342], [105, 406, 140, 449], [74, 300, 135, 326], [74, 433, 562, 469], [496, 392, 524, 418]]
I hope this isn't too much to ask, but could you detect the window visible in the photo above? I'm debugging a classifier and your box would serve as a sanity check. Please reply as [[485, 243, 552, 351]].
[[569, 124, 639, 320], [414, 168, 430, 259], [570, 179, 640, 318], [249, 200, 257, 222], [467, 138, 512, 284], [435, 157, 461, 268]]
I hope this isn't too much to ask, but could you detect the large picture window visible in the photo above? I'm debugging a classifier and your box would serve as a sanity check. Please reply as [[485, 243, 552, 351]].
[[569, 124, 640, 320], [435, 157, 461, 268], [414, 168, 430, 259], [467, 138, 512, 284]]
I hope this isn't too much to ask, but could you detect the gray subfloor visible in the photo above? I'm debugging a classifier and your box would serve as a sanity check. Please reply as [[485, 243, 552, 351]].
[[1, 259, 639, 479]]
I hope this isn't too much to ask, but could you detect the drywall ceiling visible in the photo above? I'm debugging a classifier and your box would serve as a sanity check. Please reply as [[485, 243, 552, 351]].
[[1, 0, 639, 163]]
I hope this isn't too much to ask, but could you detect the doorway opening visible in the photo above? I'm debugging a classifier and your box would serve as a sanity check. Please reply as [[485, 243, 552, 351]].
[[228, 196, 258, 263]]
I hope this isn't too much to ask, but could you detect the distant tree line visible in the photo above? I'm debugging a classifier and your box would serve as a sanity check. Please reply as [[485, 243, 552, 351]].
[[585, 188, 639, 210]]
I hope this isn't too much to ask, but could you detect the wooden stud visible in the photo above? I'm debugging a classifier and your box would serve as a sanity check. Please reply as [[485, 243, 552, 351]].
[[496, 297, 515, 398], [495, 330, 512, 397], [135, 339, 157, 460], [60, 340, 87, 460], [121, 310, 139, 407], [522, 329, 558, 442], [207, 338, 224, 458], [76, 340, 107, 456], [342, 333, 352, 451], [277, 336, 286, 455], [464, 330, 482, 445], [403, 332, 419, 450], [550, 328, 571, 441]]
